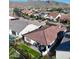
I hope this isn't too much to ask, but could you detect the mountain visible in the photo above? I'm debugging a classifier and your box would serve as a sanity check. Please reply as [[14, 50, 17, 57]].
[[9, 1, 69, 9]]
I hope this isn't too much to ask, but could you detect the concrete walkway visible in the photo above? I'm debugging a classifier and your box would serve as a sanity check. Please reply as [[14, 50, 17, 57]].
[[56, 51, 70, 59]]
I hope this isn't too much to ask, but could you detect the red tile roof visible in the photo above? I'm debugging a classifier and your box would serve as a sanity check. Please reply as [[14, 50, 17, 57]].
[[48, 12, 59, 18], [21, 9, 33, 14], [23, 25, 65, 45], [60, 14, 70, 21]]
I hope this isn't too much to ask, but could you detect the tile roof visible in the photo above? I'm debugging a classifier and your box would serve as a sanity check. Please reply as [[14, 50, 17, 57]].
[[48, 12, 59, 18], [60, 14, 70, 21], [23, 25, 65, 45], [9, 18, 28, 34], [21, 9, 33, 15], [9, 18, 42, 34]]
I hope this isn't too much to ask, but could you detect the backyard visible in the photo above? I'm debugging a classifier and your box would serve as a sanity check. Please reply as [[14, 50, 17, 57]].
[[9, 37, 56, 59], [16, 43, 41, 59]]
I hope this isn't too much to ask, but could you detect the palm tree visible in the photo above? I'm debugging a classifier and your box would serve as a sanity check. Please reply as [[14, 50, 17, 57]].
[[13, 8, 21, 17], [57, 8, 62, 13]]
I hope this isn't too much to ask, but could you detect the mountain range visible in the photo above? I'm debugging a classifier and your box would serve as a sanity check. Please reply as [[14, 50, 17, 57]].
[[9, 1, 69, 8]]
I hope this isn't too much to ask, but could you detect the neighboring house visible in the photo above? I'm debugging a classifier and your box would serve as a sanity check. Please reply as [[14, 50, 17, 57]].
[[41, 13, 48, 18], [60, 13, 70, 23], [62, 9, 70, 14], [9, 17, 42, 37], [21, 9, 33, 16], [32, 8, 39, 13], [33, 12, 47, 18], [33, 13, 40, 17], [23, 25, 66, 54], [47, 12, 61, 21], [47, 12, 70, 23]]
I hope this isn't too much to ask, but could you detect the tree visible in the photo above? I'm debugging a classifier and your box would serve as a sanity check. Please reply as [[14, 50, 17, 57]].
[[13, 8, 21, 17], [29, 15, 36, 19], [57, 8, 62, 12]]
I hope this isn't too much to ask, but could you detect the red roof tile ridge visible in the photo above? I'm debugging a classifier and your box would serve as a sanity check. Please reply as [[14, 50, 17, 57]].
[[43, 30, 48, 45]]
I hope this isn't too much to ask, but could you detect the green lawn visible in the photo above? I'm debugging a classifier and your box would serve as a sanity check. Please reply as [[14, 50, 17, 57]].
[[16, 43, 41, 58], [9, 46, 20, 59]]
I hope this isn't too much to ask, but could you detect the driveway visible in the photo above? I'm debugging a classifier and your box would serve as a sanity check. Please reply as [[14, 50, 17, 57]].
[[56, 51, 70, 59]]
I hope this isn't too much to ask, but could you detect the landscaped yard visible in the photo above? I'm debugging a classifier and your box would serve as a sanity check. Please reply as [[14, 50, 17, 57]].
[[16, 43, 41, 59], [9, 46, 20, 59]]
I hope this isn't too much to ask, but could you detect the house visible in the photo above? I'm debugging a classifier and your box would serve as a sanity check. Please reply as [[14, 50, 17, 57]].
[[23, 24, 66, 55], [32, 8, 40, 13], [23, 25, 66, 45], [47, 12, 70, 23], [60, 14, 70, 23], [21, 9, 33, 16], [47, 12, 61, 21], [62, 8, 70, 14], [33, 13, 40, 17], [23, 25, 65, 45], [9, 17, 42, 38]]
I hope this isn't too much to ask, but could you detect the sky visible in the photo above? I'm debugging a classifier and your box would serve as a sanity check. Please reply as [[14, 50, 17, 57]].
[[10, 0, 70, 4], [9, 0, 27, 2], [54, 0, 70, 4]]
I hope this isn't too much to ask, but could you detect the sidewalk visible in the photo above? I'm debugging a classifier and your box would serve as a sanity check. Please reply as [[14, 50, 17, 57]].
[[56, 51, 70, 59]]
